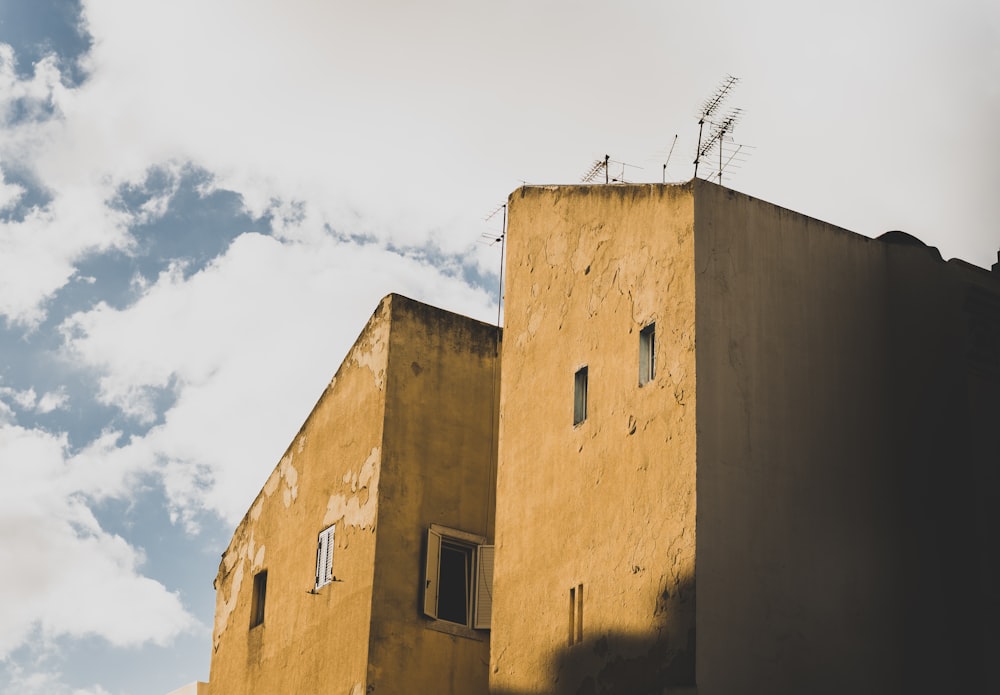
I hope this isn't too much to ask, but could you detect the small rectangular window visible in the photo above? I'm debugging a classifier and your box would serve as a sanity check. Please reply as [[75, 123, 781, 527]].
[[250, 570, 267, 628], [639, 323, 656, 385], [315, 524, 335, 590], [574, 366, 588, 425], [569, 583, 584, 645]]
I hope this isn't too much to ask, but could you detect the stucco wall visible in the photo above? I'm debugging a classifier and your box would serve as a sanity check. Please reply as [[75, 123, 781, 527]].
[[492, 184, 698, 694], [693, 181, 1000, 693], [694, 183, 900, 693], [208, 295, 501, 695], [208, 298, 391, 695], [366, 296, 500, 695]]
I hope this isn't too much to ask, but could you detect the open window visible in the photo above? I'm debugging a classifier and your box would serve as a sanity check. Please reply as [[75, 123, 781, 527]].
[[422, 525, 494, 630], [315, 524, 335, 590]]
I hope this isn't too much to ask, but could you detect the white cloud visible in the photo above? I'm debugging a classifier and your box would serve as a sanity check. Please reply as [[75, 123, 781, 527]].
[[60, 221, 496, 524], [0, 386, 70, 415], [1, 664, 112, 695], [0, 423, 197, 659], [36, 389, 70, 413]]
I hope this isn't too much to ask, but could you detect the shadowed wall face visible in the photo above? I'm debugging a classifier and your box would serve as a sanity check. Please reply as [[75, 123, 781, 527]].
[[492, 184, 698, 694], [694, 183, 1000, 694]]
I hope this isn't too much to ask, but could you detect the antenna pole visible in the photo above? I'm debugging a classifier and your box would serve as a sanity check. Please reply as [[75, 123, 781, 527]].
[[663, 134, 678, 183], [719, 134, 723, 183], [604, 154, 609, 184], [496, 205, 506, 331], [694, 119, 704, 179]]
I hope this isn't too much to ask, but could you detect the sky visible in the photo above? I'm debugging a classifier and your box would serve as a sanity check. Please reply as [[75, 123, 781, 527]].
[[0, 1, 997, 693]]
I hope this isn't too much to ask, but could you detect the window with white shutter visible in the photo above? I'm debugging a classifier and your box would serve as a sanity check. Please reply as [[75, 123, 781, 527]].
[[422, 525, 492, 630], [474, 545, 494, 629], [315, 524, 335, 590]]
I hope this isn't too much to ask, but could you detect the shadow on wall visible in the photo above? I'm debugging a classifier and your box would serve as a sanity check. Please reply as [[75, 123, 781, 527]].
[[492, 574, 695, 695]]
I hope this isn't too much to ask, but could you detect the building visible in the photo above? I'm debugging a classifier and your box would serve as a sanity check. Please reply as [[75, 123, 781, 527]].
[[207, 294, 500, 695], [490, 180, 998, 694], [206, 180, 998, 694]]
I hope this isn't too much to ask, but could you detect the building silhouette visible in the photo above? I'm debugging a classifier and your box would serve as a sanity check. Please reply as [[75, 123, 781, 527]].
[[205, 180, 998, 695]]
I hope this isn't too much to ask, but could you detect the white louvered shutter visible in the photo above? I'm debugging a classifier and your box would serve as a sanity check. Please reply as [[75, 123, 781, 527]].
[[474, 544, 495, 629], [315, 525, 335, 589], [422, 528, 442, 618]]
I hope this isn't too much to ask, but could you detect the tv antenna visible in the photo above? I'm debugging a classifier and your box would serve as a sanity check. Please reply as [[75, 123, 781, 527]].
[[481, 202, 507, 324], [694, 75, 739, 179], [581, 154, 642, 184]]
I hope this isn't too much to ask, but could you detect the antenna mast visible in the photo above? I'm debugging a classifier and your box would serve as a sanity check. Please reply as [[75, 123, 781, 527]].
[[694, 75, 739, 179]]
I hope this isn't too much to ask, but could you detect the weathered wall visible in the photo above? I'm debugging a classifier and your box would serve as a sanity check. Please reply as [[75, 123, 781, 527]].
[[208, 298, 391, 695], [366, 296, 500, 695], [693, 181, 1000, 693], [492, 184, 698, 694], [694, 182, 899, 693]]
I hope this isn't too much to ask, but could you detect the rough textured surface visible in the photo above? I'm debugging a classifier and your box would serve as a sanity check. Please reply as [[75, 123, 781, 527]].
[[492, 184, 698, 695], [491, 180, 999, 694], [208, 294, 500, 695]]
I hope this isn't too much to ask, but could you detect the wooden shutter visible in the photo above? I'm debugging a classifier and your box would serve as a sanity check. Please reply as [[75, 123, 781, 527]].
[[474, 544, 495, 629], [422, 528, 442, 618]]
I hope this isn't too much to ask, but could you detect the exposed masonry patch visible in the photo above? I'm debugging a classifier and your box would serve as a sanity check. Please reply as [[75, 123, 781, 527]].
[[212, 562, 244, 651], [352, 318, 389, 390], [324, 446, 380, 529], [263, 453, 299, 509]]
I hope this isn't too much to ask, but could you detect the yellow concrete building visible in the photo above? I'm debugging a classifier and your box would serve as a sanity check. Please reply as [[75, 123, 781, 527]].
[[208, 294, 499, 695], [491, 180, 998, 694], [207, 180, 997, 695]]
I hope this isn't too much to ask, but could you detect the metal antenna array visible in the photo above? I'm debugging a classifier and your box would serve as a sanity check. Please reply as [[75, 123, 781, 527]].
[[694, 75, 739, 179], [581, 155, 610, 183], [581, 154, 642, 184]]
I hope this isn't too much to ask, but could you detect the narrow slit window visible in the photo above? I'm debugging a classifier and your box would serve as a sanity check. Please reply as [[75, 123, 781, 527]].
[[639, 323, 656, 385], [569, 583, 584, 646], [574, 366, 588, 425], [250, 570, 267, 628]]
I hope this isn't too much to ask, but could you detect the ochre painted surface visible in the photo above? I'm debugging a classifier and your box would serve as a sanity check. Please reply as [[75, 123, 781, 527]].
[[492, 184, 698, 694], [208, 295, 499, 695], [492, 180, 999, 694]]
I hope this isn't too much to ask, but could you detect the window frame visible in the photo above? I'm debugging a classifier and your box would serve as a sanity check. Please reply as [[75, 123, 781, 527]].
[[573, 366, 589, 425], [639, 322, 656, 386], [250, 570, 267, 628], [422, 524, 493, 631]]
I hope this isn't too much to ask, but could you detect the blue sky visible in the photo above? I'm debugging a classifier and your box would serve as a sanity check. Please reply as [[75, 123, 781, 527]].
[[0, 1, 997, 693]]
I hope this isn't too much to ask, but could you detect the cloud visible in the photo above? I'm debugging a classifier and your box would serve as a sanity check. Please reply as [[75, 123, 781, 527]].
[[0, 385, 69, 414], [0, 422, 197, 659], [60, 220, 497, 525], [1, 664, 111, 695]]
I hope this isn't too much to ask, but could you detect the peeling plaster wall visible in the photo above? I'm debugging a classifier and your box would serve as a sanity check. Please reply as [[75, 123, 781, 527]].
[[492, 184, 698, 695], [208, 298, 392, 695], [208, 295, 500, 695], [367, 297, 500, 695]]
